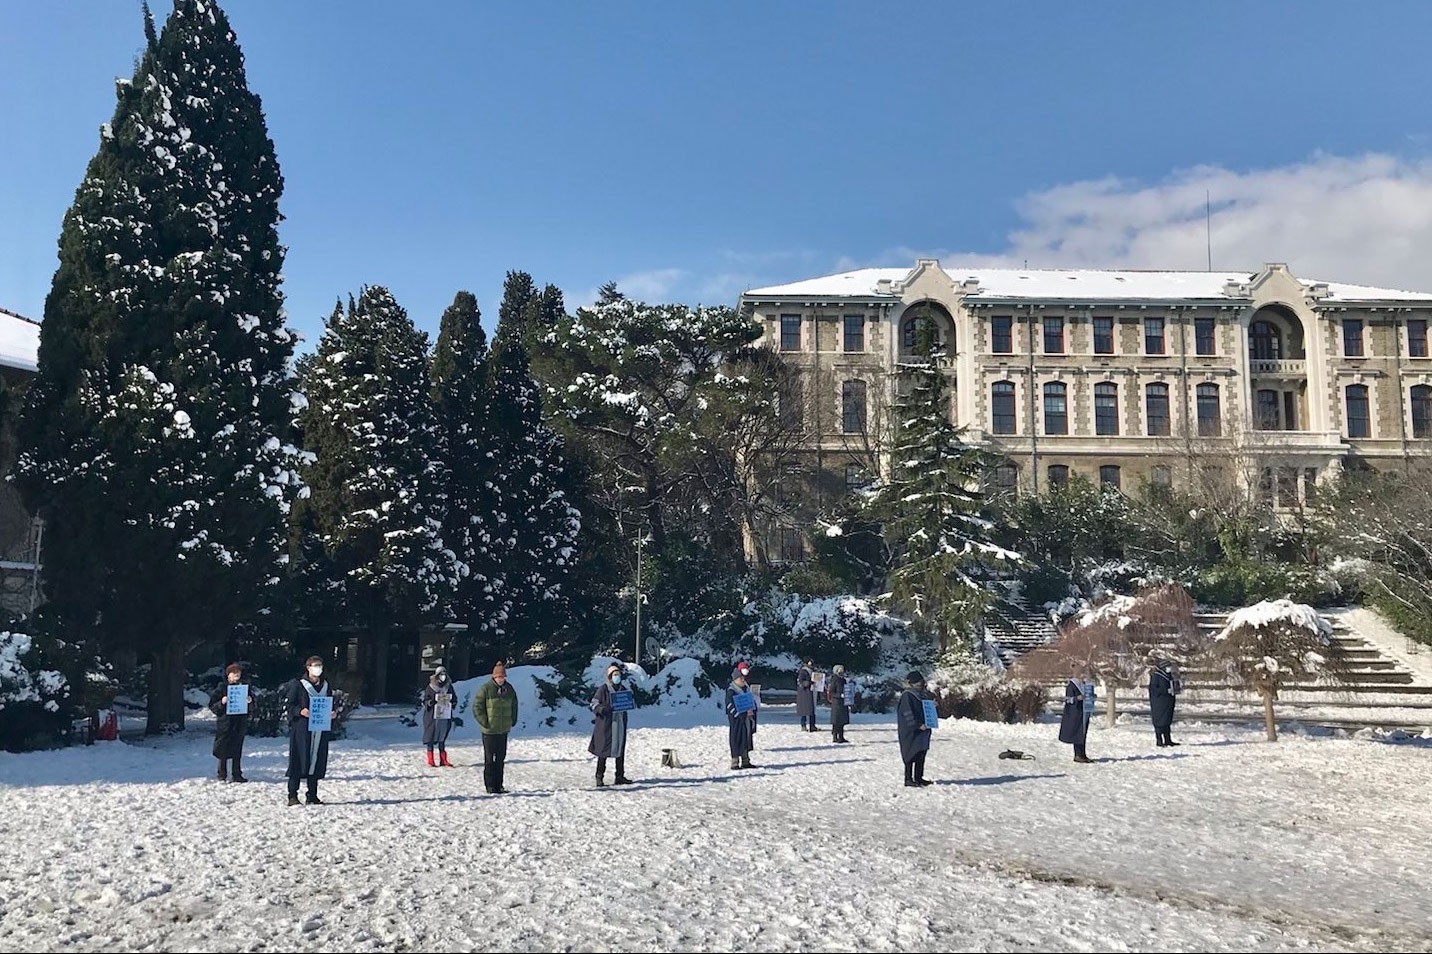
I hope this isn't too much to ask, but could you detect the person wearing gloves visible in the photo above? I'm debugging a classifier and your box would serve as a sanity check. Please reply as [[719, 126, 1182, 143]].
[[897, 671, 933, 787], [827, 664, 851, 744], [209, 663, 250, 783], [725, 662, 758, 770], [589, 663, 634, 787], [795, 658, 819, 732], [474, 661, 519, 794], [285, 655, 333, 806], [422, 666, 457, 767], [1060, 667, 1095, 763]]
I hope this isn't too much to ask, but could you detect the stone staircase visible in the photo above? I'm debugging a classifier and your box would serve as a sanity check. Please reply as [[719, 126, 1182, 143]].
[[983, 593, 1058, 667]]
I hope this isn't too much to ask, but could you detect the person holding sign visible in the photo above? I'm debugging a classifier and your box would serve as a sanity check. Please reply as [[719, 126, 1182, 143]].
[[208, 663, 250, 783], [1059, 667, 1094, 764], [474, 661, 519, 794], [897, 671, 933, 787], [285, 656, 334, 806], [827, 664, 851, 744], [795, 658, 819, 733], [422, 666, 457, 767], [725, 664, 758, 770], [589, 663, 635, 787]]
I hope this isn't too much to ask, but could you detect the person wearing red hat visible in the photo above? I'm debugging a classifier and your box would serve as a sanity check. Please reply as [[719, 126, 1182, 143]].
[[475, 661, 519, 793]]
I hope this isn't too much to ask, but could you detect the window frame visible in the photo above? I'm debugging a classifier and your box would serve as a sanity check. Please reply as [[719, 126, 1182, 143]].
[[1345, 383, 1370, 438], [1343, 318, 1365, 357], [842, 314, 865, 354], [1196, 383, 1221, 436], [1093, 316, 1114, 355], [1094, 381, 1119, 436], [1043, 316, 1065, 355], [1145, 383, 1170, 436], [1195, 316, 1216, 356], [992, 315, 1013, 354], [991, 380, 1017, 435], [1144, 316, 1166, 355], [779, 314, 801, 352], [1043, 382, 1068, 435]]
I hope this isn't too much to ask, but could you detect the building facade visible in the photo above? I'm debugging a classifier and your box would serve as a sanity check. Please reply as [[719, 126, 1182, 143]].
[[738, 261, 1432, 563]]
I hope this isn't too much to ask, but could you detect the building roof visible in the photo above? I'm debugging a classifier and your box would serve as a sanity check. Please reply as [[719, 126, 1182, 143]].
[[744, 265, 1432, 305], [0, 307, 40, 373]]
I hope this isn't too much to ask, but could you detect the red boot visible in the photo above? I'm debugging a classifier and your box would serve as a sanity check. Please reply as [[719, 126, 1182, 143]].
[[439, 751, 453, 768], [425, 750, 435, 767]]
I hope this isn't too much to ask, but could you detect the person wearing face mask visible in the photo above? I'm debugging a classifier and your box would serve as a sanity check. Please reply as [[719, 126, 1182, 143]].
[[827, 664, 851, 744], [208, 663, 249, 783], [474, 661, 519, 794], [897, 671, 933, 787], [422, 666, 456, 767], [1059, 665, 1095, 764], [725, 661, 757, 770], [795, 658, 818, 733], [285, 655, 333, 806], [589, 663, 634, 787]]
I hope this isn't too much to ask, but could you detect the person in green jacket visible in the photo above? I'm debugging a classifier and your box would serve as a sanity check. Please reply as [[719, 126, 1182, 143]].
[[474, 661, 519, 794]]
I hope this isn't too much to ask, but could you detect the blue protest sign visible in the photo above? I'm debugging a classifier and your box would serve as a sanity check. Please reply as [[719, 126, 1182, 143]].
[[732, 690, 756, 714], [225, 684, 248, 716], [308, 695, 333, 732], [922, 699, 939, 730], [610, 690, 635, 713], [1081, 681, 1096, 715]]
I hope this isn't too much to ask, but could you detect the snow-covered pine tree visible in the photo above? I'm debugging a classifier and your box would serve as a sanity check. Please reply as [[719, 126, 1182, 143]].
[[872, 318, 1017, 654], [295, 288, 457, 703], [16, 0, 304, 733]]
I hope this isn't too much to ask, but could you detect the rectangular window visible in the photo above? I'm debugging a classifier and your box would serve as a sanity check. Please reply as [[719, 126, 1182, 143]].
[[1043, 316, 1064, 354], [779, 380, 803, 429], [1345, 385, 1370, 438], [1255, 389, 1279, 431], [780, 314, 801, 352], [991, 381, 1017, 435], [1283, 391, 1298, 430], [1093, 317, 1114, 355], [992, 463, 1018, 497], [841, 380, 867, 434], [1094, 382, 1119, 436], [1144, 316, 1166, 355], [1409, 319, 1429, 358], [1099, 465, 1121, 491], [778, 527, 805, 563], [1043, 383, 1068, 435], [1195, 317, 1216, 356], [1276, 468, 1299, 509], [992, 316, 1013, 354], [1413, 386, 1432, 438], [843, 315, 864, 353], [1047, 464, 1070, 488], [1145, 384, 1170, 436], [1197, 384, 1221, 436], [1343, 319, 1364, 357], [845, 464, 865, 493], [1151, 465, 1172, 490], [1303, 468, 1319, 504]]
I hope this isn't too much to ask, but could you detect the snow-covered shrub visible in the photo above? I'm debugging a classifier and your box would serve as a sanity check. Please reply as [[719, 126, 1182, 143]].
[[1213, 599, 1349, 741], [1195, 561, 1340, 609], [0, 631, 74, 751], [746, 590, 905, 672], [930, 648, 1047, 723]]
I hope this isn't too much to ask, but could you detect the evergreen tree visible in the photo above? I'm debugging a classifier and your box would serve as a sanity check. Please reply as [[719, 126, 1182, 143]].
[[872, 321, 1017, 653], [16, 0, 303, 732], [295, 288, 456, 702]]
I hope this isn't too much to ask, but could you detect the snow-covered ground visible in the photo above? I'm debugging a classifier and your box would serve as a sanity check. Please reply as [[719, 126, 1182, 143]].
[[1, 707, 1429, 952]]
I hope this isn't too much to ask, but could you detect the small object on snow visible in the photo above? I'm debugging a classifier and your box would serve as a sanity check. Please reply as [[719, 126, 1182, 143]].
[[661, 748, 682, 769], [997, 749, 1035, 761]]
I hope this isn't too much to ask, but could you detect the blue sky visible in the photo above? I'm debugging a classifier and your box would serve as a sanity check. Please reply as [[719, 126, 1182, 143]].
[[5, 1, 1432, 347]]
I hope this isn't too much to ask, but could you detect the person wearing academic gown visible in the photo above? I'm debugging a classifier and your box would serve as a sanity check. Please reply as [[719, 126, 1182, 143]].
[[208, 663, 249, 783], [422, 666, 456, 767], [725, 664, 758, 770], [827, 664, 851, 744], [589, 663, 634, 787], [897, 671, 932, 787], [795, 659, 818, 732], [285, 655, 333, 805], [1059, 673, 1094, 764], [1148, 659, 1180, 747]]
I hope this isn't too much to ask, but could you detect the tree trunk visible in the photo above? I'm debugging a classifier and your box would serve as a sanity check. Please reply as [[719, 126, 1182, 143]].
[[367, 617, 391, 705], [1262, 690, 1278, 742], [1106, 683, 1118, 728], [145, 639, 187, 736]]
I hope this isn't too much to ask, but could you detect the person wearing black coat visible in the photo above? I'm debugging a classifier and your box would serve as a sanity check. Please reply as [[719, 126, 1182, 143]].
[[1149, 659, 1180, 747], [422, 667, 457, 767], [208, 663, 249, 783], [725, 664, 758, 770], [1059, 674, 1094, 764], [590, 663, 634, 787], [285, 656, 334, 806], [896, 671, 932, 787], [795, 659, 818, 732], [827, 664, 851, 744]]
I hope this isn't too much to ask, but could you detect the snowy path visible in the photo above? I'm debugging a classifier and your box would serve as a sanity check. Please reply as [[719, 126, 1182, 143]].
[[1, 712, 1428, 952]]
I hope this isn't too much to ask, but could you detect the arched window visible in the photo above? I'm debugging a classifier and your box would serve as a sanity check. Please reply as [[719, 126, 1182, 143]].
[[1196, 383, 1221, 436], [1412, 384, 1432, 439], [1345, 384, 1370, 438], [991, 462, 1018, 497], [1043, 382, 1068, 435], [1094, 381, 1119, 436], [1250, 320, 1282, 361], [1145, 383, 1170, 436], [991, 381, 1016, 435], [1047, 464, 1070, 488], [1099, 465, 1122, 491], [841, 379, 867, 434]]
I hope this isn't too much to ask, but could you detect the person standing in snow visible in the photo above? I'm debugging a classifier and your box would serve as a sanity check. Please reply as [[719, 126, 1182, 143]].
[[1148, 658, 1181, 748], [725, 663, 758, 770], [422, 666, 456, 767], [897, 671, 933, 787], [209, 663, 249, 783], [795, 658, 819, 732], [827, 664, 851, 744], [285, 656, 333, 805], [475, 661, 519, 794], [590, 663, 634, 787], [1059, 669, 1094, 764]]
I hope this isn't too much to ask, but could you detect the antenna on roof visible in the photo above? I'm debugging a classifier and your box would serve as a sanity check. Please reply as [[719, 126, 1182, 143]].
[[1206, 190, 1213, 272]]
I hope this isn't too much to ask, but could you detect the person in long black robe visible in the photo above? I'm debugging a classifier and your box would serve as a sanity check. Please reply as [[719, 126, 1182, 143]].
[[725, 669, 757, 770], [208, 663, 249, 782], [285, 656, 333, 805], [1149, 660, 1179, 747], [1059, 676, 1093, 763], [897, 671, 932, 787]]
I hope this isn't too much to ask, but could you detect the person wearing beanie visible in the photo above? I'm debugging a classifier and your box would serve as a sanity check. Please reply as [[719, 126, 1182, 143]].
[[725, 663, 758, 770], [827, 664, 851, 744], [897, 671, 933, 787], [589, 663, 634, 787], [1060, 664, 1095, 764], [208, 663, 250, 783], [474, 661, 519, 793], [795, 658, 819, 733], [285, 655, 334, 806], [422, 666, 457, 767]]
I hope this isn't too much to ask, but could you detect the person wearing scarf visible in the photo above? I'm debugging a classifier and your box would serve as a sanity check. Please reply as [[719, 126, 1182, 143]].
[[422, 666, 456, 767], [284, 655, 333, 805], [589, 663, 634, 787]]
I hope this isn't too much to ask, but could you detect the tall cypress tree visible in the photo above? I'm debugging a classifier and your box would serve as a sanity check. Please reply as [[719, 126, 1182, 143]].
[[872, 320, 1017, 654], [16, 0, 302, 732], [295, 287, 455, 703]]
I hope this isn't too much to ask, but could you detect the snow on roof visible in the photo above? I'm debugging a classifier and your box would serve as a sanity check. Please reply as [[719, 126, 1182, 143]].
[[744, 265, 1432, 304], [0, 308, 40, 373]]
